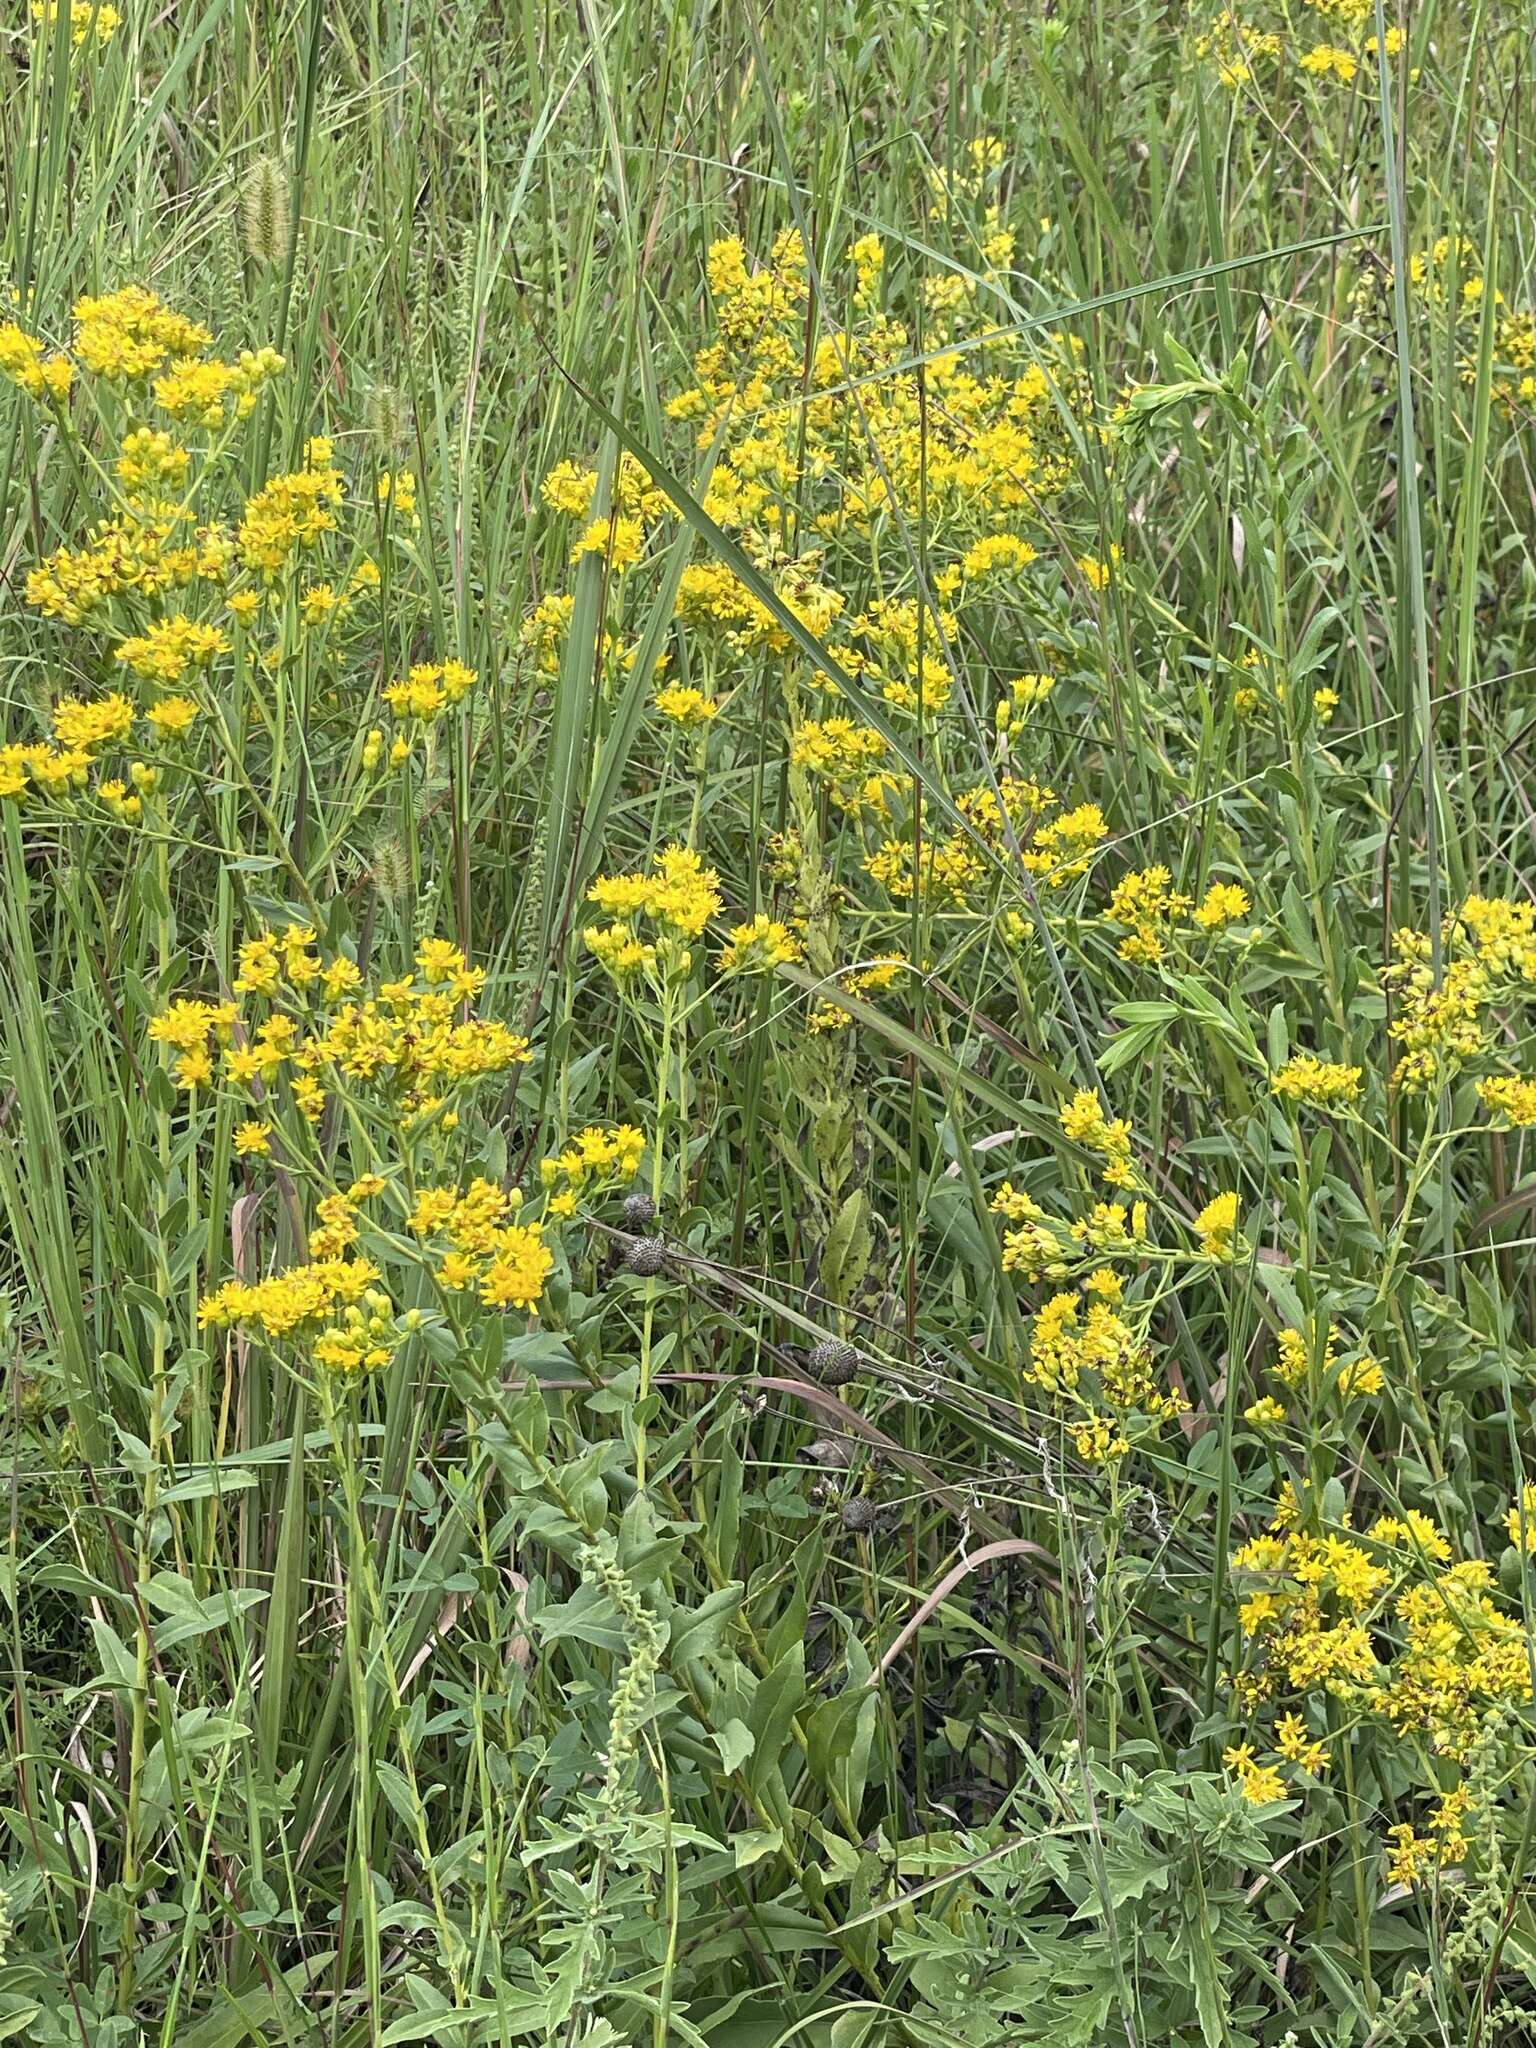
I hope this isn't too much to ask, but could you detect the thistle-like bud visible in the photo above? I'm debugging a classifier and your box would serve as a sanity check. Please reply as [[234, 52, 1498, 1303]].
[[620, 1191, 656, 1229], [807, 1337, 859, 1388], [241, 155, 291, 272], [840, 1496, 879, 1534], [626, 1237, 667, 1277]]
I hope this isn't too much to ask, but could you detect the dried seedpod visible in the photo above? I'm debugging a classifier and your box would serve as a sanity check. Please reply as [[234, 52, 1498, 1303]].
[[798, 1431, 857, 1471], [839, 1495, 880, 1534], [625, 1236, 668, 1277], [806, 1337, 859, 1387], [620, 1190, 657, 1229]]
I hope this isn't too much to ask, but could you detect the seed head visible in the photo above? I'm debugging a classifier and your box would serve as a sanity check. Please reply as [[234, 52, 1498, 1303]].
[[365, 381, 409, 455], [840, 1496, 879, 1534], [371, 831, 411, 904], [807, 1337, 859, 1387], [626, 1236, 667, 1277], [241, 155, 291, 271], [620, 1191, 656, 1229]]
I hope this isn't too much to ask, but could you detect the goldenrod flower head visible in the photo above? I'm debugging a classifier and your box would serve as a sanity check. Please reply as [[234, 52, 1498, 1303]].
[[1058, 1088, 1136, 1188], [1271, 1053, 1362, 1108], [589, 844, 723, 942], [52, 693, 133, 752], [571, 513, 645, 569], [377, 469, 417, 520], [115, 616, 229, 686], [1505, 1482, 1536, 1555], [74, 286, 212, 381], [32, 0, 120, 48], [1195, 1189, 1241, 1261], [718, 914, 802, 974], [1194, 881, 1250, 930], [654, 684, 719, 728], [145, 695, 200, 740], [238, 444, 344, 579], [1477, 1075, 1536, 1128], [480, 1223, 553, 1310], [0, 321, 73, 402]]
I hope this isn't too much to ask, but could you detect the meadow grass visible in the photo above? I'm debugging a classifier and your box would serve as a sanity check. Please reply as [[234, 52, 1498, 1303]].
[[2, 1, 1536, 2043]]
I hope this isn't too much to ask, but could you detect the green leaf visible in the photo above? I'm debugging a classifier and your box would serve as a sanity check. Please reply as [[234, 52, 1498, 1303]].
[[711, 1717, 755, 1775], [746, 1640, 805, 1793], [667, 1582, 744, 1667]]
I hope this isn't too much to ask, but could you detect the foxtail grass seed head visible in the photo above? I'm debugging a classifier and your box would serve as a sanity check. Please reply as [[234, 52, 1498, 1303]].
[[365, 380, 409, 454], [240, 155, 291, 271], [370, 831, 411, 903]]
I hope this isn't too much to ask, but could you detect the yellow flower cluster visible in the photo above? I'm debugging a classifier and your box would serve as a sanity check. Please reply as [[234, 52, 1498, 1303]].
[[540, 452, 667, 525], [585, 845, 724, 984], [1379, 895, 1536, 1093], [1231, 1493, 1532, 1845], [862, 780, 1088, 908], [115, 616, 229, 685], [540, 1124, 647, 1219], [525, 220, 1096, 730], [1195, 1190, 1240, 1260], [1506, 1483, 1536, 1554], [1059, 1089, 1137, 1188], [1270, 1322, 1382, 1407], [1355, 238, 1536, 409], [382, 660, 478, 723], [992, 1183, 1074, 1282], [0, 744, 86, 802], [407, 1181, 553, 1308], [73, 285, 211, 380], [718, 915, 802, 975], [789, 717, 888, 800], [805, 952, 910, 1034], [1103, 866, 1250, 965], [146, 996, 239, 1089], [1021, 801, 1108, 888], [27, 509, 232, 626], [994, 671, 1056, 734], [154, 347, 285, 426], [0, 321, 74, 401], [153, 932, 529, 1128], [237, 438, 344, 578], [1386, 1787, 1473, 1889], [1024, 1287, 1185, 1462], [676, 558, 847, 657], [667, 232, 1086, 570], [6, 294, 410, 820], [31, 0, 121, 47], [653, 685, 718, 728], [1195, 0, 1401, 95], [1270, 1052, 1361, 1108], [199, 1252, 393, 1377]]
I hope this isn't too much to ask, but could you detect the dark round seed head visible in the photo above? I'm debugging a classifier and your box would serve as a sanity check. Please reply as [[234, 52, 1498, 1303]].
[[625, 1236, 668, 1277], [620, 1191, 657, 1229], [807, 1338, 859, 1387], [840, 1495, 880, 1534]]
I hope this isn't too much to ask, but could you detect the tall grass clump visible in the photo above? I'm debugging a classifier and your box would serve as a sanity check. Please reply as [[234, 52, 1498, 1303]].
[[2, 0, 1536, 2043]]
